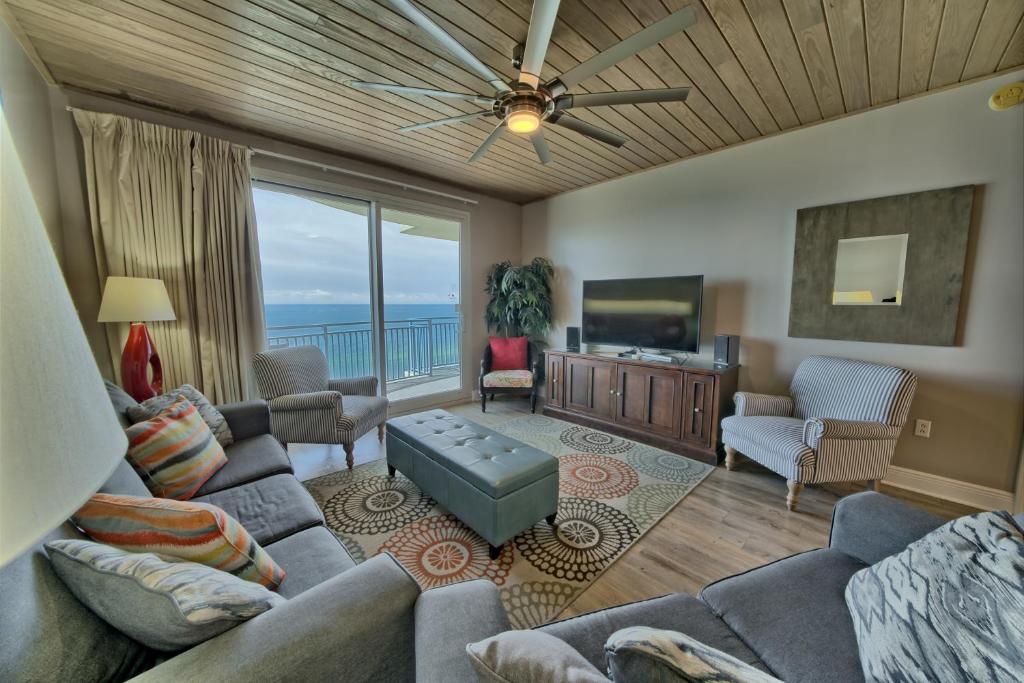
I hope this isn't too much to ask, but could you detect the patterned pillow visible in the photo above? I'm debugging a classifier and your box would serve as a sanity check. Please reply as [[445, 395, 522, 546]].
[[466, 630, 608, 682], [605, 627, 781, 682], [46, 539, 283, 651], [125, 396, 228, 500], [127, 384, 234, 447], [72, 494, 286, 589], [845, 511, 1024, 682]]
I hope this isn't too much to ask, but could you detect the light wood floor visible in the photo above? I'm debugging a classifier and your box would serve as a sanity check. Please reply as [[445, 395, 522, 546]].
[[289, 398, 978, 621]]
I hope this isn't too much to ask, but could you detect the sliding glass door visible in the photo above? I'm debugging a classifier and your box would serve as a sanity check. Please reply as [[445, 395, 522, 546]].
[[253, 181, 463, 406]]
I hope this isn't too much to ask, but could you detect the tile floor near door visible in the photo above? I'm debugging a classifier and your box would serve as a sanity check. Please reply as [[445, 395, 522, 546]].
[[288, 397, 977, 621]]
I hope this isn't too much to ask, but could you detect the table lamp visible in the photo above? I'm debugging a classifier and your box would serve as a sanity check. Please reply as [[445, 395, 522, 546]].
[[97, 276, 176, 402], [1, 109, 128, 566]]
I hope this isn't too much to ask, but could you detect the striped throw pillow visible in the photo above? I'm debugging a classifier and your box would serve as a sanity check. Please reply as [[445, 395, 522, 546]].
[[73, 494, 286, 589], [125, 396, 228, 500]]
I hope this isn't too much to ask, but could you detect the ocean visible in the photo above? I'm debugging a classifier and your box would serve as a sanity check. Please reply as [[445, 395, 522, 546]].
[[265, 303, 460, 334]]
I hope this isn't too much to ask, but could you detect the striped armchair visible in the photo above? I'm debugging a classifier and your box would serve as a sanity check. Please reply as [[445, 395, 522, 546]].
[[252, 346, 389, 469], [721, 356, 917, 511]]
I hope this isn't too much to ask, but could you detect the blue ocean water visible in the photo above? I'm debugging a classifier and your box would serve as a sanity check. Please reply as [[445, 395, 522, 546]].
[[265, 303, 459, 333]]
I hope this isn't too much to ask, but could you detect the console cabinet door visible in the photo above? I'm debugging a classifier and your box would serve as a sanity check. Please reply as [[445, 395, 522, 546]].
[[682, 373, 716, 447], [564, 356, 615, 418], [614, 365, 683, 437], [546, 354, 565, 408]]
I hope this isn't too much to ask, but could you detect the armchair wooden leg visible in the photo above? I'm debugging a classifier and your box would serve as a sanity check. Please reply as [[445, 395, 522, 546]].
[[343, 442, 354, 470], [378, 423, 385, 442], [480, 390, 487, 412], [530, 391, 537, 413], [724, 446, 738, 471], [866, 479, 877, 491], [786, 480, 804, 511]]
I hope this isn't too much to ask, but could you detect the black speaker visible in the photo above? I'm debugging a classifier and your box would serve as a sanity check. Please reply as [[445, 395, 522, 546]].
[[566, 326, 581, 351], [714, 334, 739, 366]]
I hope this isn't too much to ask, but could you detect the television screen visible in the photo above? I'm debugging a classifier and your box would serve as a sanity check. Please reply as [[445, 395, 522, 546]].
[[582, 276, 703, 353]]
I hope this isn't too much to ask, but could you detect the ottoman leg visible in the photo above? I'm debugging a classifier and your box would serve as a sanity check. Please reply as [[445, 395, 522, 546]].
[[488, 543, 502, 560], [387, 464, 396, 478], [546, 513, 557, 526]]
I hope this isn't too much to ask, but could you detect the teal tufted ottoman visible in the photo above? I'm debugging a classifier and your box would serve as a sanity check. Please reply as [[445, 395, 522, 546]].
[[386, 409, 558, 558]]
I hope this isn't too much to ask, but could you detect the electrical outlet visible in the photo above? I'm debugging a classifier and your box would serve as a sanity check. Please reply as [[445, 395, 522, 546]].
[[914, 419, 932, 438]]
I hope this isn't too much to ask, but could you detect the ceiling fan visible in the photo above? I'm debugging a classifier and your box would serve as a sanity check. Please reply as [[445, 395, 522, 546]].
[[347, 0, 696, 165]]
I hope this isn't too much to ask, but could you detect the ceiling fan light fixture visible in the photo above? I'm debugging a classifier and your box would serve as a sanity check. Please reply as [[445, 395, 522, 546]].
[[506, 103, 542, 134]]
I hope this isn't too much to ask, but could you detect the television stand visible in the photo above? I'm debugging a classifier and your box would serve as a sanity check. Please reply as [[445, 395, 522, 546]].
[[544, 349, 738, 465]]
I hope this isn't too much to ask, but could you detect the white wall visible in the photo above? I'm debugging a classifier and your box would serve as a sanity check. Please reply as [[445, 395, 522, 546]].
[[523, 72, 1024, 492], [0, 21, 62, 263]]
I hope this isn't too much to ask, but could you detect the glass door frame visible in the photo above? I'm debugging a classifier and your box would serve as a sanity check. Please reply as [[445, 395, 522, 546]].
[[252, 163, 471, 413]]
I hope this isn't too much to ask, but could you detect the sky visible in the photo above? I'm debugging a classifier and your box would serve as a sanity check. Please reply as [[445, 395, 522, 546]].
[[253, 187, 459, 306]]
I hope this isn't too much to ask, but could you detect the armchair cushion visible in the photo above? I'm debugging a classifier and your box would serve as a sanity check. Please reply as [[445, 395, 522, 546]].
[[482, 369, 534, 388], [720, 416, 815, 481], [252, 346, 329, 399], [268, 391, 342, 413], [337, 395, 389, 440], [734, 392, 793, 418], [489, 336, 528, 370], [327, 375, 378, 396]]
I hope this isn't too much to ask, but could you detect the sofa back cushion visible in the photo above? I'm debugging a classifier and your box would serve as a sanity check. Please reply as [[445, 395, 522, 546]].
[[252, 346, 329, 399], [98, 458, 151, 498], [790, 356, 916, 425], [0, 523, 155, 682], [105, 380, 141, 430]]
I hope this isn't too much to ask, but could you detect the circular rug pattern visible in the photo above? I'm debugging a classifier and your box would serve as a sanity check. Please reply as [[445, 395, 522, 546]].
[[559, 453, 639, 499], [516, 497, 639, 582], [627, 483, 694, 527], [501, 581, 579, 630], [322, 474, 434, 535], [379, 514, 513, 588], [626, 447, 708, 484], [558, 425, 633, 455]]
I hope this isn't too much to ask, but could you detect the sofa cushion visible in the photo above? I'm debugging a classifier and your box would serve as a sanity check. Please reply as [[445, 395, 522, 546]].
[[387, 410, 557, 498], [467, 630, 607, 683], [73, 494, 286, 589], [0, 524, 154, 682], [605, 626, 782, 683], [128, 384, 234, 447], [125, 396, 228, 500], [46, 539, 284, 651], [700, 548, 867, 683], [538, 592, 768, 674], [265, 526, 355, 599], [98, 458, 151, 498], [845, 511, 1024, 682], [194, 434, 293, 496], [193, 474, 324, 546]]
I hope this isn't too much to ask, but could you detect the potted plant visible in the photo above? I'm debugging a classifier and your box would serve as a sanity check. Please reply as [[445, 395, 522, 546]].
[[484, 257, 554, 340]]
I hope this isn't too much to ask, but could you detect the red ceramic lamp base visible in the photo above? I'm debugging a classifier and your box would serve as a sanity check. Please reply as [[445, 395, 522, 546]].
[[121, 322, 164, 402]]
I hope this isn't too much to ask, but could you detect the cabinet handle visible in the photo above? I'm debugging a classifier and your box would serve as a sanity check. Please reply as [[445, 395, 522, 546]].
[[693, 407, 702, 414]]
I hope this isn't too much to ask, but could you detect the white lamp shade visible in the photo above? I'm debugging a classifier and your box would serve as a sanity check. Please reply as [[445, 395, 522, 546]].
[[1, 108, 128, 566], [97, 276, 176, 323]]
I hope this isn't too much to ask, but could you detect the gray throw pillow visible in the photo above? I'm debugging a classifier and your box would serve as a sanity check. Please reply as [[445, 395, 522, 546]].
[[605, 627, 781, 682], [845, 511, 1024, 682], [127, 384, 234, 447], [467, 630, 608, 682], [46, 539, 283, 651]]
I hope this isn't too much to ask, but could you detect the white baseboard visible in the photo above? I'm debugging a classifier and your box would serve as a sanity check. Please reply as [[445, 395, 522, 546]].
[[882, 466, 1014, 511]]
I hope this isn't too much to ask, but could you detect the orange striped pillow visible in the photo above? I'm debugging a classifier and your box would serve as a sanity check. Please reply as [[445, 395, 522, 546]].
[[73, 494, 285, 589], [125, 396, 227, 500]]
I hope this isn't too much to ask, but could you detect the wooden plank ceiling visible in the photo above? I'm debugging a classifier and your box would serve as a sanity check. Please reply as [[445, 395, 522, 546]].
[[5, 0, 1023, 203]]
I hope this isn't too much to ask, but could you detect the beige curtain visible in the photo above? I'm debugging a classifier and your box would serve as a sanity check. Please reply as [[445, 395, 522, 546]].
[[74, 110, 265, 403]]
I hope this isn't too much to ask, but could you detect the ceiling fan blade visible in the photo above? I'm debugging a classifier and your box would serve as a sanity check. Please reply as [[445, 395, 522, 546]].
[[347, 81, 495, 106], [387, 0, 512, 93], [519, 0, 560, 89], [529, 128, 552, 165], [555, 87, 690, 110], [469, 121, 507, 163], [399, 111, 494, 132], [547, 6, 697, 96], [549, 114, 626, 148]]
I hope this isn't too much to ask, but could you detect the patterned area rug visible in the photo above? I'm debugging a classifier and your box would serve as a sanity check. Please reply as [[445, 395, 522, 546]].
[[303, 413, 713, 628]]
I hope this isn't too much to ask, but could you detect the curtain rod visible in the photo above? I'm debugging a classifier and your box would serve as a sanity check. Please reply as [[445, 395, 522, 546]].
[[251, 149, 479, 206], [64, 105, 479, 206]]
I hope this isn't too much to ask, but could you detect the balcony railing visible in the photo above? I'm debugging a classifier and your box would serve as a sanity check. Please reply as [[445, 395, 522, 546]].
[[266, 316, 461, 385]]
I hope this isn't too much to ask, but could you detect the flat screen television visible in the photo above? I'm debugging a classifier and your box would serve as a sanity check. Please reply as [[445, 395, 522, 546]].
[[582, 275, 703, 353]]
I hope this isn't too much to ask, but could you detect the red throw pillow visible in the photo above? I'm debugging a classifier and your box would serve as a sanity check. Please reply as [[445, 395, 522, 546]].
[[490, 336, 528, 371]]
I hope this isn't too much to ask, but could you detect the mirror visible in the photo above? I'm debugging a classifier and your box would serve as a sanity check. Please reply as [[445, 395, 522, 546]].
[[832, 234, 908, 306]]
